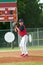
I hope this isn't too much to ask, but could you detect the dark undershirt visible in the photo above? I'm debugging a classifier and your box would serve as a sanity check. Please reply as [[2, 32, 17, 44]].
[[19, 25, 24, 31]]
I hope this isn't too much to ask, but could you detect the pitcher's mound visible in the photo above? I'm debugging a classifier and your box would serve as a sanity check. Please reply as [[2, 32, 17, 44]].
[[0, 50, 43, 63]]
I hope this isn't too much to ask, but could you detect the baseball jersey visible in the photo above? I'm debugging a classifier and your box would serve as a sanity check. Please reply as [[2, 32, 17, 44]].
[[18, 25, 27, 37]]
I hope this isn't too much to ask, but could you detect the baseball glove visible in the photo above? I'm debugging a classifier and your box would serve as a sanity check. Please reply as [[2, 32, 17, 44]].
[[15, 22, 20, 28], [14, 22, 20, 32]]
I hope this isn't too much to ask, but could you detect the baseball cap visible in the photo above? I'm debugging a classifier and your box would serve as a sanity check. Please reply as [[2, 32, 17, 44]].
[[19, 18, 24, 22]]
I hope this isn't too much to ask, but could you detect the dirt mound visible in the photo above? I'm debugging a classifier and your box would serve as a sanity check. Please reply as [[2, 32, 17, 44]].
[[0, 50, 43, 63]]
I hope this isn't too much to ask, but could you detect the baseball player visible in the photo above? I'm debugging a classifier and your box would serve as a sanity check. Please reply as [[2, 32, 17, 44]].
[[14, 19, 28, 57]]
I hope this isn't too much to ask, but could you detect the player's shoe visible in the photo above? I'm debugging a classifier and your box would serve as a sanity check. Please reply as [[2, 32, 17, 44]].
[[20, 54, 24, 56], [23, 54, 28, 57]]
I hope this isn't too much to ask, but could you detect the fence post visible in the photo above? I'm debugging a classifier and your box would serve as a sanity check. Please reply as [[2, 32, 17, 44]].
[[37, 28, 39, 47], [10, 22, 14, 48]]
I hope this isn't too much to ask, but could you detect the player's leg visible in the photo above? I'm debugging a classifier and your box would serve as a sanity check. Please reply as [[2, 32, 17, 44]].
[[24, 35, 28, 55], [19, 38, 24, 55], [19, 35, 28, 56], [22, 35, 28, 55]]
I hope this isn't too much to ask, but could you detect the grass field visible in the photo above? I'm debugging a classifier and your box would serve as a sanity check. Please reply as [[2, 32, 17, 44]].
[[0, 62, 43, 65], [0, 46, 43, 52]]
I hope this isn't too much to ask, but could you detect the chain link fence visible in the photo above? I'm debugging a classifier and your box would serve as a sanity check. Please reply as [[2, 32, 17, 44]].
[[18, 28, 43, 47], [0, 29, 18, 48], [0, 28, 43, 48]]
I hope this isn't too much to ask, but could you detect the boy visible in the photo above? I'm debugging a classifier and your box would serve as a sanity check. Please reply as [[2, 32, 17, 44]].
[[15, 19, 28, 57]]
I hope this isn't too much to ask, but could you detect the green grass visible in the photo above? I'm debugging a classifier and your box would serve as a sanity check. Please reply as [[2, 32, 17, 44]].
[[0, 46, 43, 52], [0, 47, 20, 52], [28, 46, 43, 50], [0, 62, 43, 65]]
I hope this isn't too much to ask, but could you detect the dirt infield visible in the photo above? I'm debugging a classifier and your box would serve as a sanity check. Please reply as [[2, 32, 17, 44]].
[[0, 50, 43, 63]]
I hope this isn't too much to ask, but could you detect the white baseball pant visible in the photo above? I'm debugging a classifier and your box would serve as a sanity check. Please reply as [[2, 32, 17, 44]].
[[19, 35, 28, 55]]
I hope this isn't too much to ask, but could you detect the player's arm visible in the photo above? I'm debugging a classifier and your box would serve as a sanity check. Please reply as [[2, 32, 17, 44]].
[[14, 28, 17, 32], [14, 22, 20, 32], [14, 24, 18, 32], [16, 26, 20, 32], [16, 25, 24, 32]]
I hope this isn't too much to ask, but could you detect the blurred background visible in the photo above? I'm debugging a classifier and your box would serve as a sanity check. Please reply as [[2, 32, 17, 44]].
[[0, 0, 43, 48]]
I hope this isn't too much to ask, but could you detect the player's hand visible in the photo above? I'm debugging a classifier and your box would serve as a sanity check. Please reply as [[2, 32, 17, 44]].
[[14, 22, 20, 32], [14, 28, 17, 32], [14, 25, 18, 32], [16, 27, 20, 32]]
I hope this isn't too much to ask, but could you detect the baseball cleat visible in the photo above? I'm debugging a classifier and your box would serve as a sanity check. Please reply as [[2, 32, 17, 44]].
[[20, 54, 24, 56], [23, 54, 28, 57]]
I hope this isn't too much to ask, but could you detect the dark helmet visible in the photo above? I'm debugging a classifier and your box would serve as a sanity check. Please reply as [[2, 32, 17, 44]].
[[19, 18, 24, 22]]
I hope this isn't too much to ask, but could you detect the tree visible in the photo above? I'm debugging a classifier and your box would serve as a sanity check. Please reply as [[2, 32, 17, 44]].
[[0, 22, 10, 29], [17, 0, 41, 28], [17, 0, 26, 18]]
